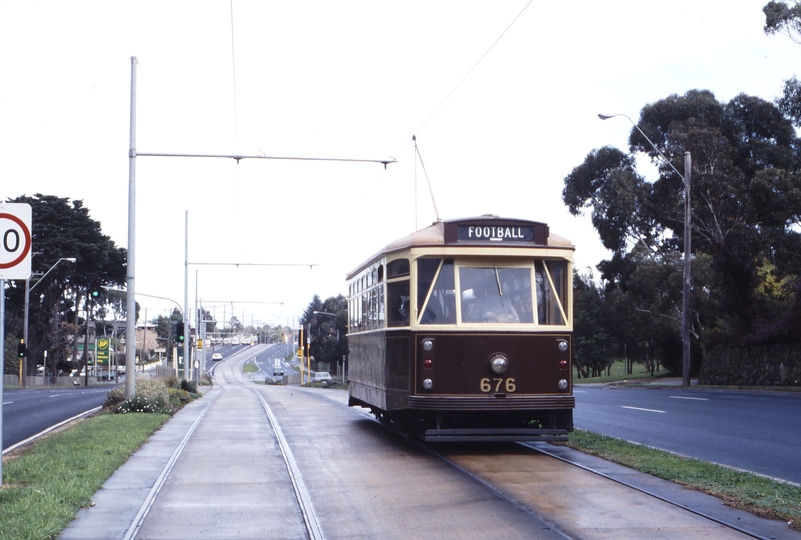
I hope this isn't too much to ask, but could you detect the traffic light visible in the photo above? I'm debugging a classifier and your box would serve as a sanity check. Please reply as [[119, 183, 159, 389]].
[[90, 280, 101, 298], [18, 339, 28, 358], [176, 322, 185, 342]]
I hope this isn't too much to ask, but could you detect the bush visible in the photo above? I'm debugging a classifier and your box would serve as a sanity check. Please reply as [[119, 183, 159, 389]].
[[105, 378, 184, 414], [116, 395, 171, 414], [180, 379, 197, 393], [167, 387, 192, 407], [103, 387, 126, 411]]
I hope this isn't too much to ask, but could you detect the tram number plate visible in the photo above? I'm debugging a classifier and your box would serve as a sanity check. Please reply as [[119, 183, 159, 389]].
[[480, 377, 516, 393]]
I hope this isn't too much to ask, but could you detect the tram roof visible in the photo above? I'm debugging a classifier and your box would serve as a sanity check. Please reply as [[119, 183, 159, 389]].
[[348, 215, 573, 279]]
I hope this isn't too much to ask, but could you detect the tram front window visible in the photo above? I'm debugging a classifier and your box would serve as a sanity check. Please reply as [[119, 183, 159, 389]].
[[460, 267, 529, 323]]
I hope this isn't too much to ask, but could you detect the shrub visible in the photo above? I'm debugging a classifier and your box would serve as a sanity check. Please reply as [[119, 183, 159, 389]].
[[167, 387, 192, 407], [105, 379, 172, 414], [103, 387, 126, 411], [116, 395, 171, 414], [180, 379, 197, 394]]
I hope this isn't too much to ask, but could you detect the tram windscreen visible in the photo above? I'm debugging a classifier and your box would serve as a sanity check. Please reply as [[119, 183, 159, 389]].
[[460, 267, 529, 323]]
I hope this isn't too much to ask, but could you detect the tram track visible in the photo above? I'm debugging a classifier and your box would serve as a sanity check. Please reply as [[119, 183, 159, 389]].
[[119, 351, 324, 540], [419, 435, 782, 540], [334, 398, 790, 539], [520, 442, 774, 540]]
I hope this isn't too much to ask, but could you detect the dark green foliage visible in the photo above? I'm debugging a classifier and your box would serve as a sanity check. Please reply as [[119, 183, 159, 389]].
[[300, 294, 348, 370], [565, 87, 801, 369], [179, 379, 197, 394]]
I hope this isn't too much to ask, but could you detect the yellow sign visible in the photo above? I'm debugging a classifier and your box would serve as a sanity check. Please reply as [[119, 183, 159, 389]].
[[197, 338, 203, 350], [96, 338, 110, 365]]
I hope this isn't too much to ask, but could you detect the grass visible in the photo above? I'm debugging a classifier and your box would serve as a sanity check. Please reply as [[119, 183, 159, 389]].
[[574, 359, 671, 384], [567, 429, 801, 530], [0, 413, 169, 540], [242, 363, 259, 373]]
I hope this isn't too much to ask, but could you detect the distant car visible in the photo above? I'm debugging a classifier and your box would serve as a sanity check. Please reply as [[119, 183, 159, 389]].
[[211, 353, 223, 361], [273, 366, 284, 376], [312, 371, 333, 385]]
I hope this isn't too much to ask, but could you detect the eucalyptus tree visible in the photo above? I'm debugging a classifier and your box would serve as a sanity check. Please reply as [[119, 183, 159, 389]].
[[563, 89, 801, 365]]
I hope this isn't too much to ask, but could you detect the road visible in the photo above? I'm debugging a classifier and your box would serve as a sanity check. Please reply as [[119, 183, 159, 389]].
[[573, 383, 801, 484], [1, 385, 110, 450]]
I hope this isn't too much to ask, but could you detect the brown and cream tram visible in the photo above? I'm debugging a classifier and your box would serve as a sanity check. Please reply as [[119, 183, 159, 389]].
[[346, 215, 574, 442]]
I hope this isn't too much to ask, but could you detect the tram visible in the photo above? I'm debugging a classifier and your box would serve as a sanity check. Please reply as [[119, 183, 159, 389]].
[[346, 215, 575, 442]]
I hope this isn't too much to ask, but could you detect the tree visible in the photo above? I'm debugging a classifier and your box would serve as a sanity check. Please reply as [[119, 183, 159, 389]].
[[3, 194, 127, 376], [563, 89, 801, 367], [764, 0, 801, 44], [300, 294, 348, 371]]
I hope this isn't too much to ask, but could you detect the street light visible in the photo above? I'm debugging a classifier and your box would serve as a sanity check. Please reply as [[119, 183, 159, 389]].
[[599, 113, 692, 387], [23, 257, 76, 386]]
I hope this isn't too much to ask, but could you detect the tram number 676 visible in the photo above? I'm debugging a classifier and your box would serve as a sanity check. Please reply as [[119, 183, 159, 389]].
[[480, 377, 516, 393]]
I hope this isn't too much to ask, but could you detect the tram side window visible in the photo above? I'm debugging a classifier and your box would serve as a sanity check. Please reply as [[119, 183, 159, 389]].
[[419, 259, 456, 324], [387, 280, 410, 327], [535, 261, 566, 325], [387, 258, 409, 278]]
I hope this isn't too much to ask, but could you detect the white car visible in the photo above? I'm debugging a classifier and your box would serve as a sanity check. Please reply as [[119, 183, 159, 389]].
[[211, 353, 223, 361], [312, 371, 333, 384]]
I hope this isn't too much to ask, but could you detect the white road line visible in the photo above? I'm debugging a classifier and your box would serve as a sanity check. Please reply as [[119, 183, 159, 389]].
[[621, 406, 666, 413], [670, 396, 708, 401]]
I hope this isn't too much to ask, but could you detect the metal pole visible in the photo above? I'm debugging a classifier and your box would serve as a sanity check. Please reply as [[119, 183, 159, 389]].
[[195, 269, 199, 380], [682, 151, 692, 387], [84, 295, 92, 386], [22, 278, 29, 388], [1, 279, 6, 485], [125, 56, 138, 399], [183, 211, 190, 380]]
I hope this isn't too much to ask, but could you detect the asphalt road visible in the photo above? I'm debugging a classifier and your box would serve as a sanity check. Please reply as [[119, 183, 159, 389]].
[[573, 384, 801, 484], [1, 385, 110, 450]]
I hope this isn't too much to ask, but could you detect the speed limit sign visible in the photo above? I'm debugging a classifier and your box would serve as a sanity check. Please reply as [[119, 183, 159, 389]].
[[0, 203, 32, 280]]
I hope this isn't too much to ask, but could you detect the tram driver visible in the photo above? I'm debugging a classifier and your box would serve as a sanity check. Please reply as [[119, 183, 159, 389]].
[[462, 270, 520, 323]]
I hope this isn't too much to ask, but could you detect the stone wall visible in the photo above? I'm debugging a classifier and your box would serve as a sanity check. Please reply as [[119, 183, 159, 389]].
[[700, 343, 801, 386]]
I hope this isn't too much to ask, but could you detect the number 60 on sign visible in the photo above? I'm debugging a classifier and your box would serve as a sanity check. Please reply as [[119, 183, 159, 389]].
[[0, 203, 33, 280]]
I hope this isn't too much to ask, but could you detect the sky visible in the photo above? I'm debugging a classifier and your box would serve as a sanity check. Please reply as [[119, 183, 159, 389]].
[[1, 1, 798, 330]]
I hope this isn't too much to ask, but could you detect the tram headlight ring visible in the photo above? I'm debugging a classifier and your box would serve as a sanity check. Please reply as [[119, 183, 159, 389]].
[[422, 339, 434, 352], [558, 379, 568, 391], [489, 353, 509, 375], [558, 340, 568, 353], [423, 378, 434, 390]]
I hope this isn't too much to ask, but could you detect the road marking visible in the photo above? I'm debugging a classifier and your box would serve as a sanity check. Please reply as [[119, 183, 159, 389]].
[[621, 406, 666, 413], [2, 401, 12, 405], [670, 396, 708, 401]]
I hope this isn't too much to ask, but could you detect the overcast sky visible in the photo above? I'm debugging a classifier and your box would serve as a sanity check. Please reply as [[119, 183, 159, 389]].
[[1, 1, 797, 328]]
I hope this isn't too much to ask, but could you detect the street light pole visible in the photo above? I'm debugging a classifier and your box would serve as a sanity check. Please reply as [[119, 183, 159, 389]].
[[598, 113, 692, 387]]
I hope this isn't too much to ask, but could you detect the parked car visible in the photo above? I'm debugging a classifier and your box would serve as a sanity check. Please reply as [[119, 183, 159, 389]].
[[211, 353, 223, 361], [273, 366, 284, 376], [312, 371, 333, 385]]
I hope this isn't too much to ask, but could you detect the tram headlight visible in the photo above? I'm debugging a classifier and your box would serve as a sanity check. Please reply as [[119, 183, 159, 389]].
[[558, 379, 568, 391], [423, 359, 433, 369], [489, 353, 509, 375], [423, 378, 433, 390], [422, 339, 434, 352], [558, 340, 568, 353]]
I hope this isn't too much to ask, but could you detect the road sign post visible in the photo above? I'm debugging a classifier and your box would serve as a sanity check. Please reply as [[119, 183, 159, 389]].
[[0, 202, 33, 486]]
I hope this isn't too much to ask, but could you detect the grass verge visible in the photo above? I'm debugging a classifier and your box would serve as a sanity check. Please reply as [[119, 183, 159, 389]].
[[0, 413, 169, 540], [567, 429, 801, 531]]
